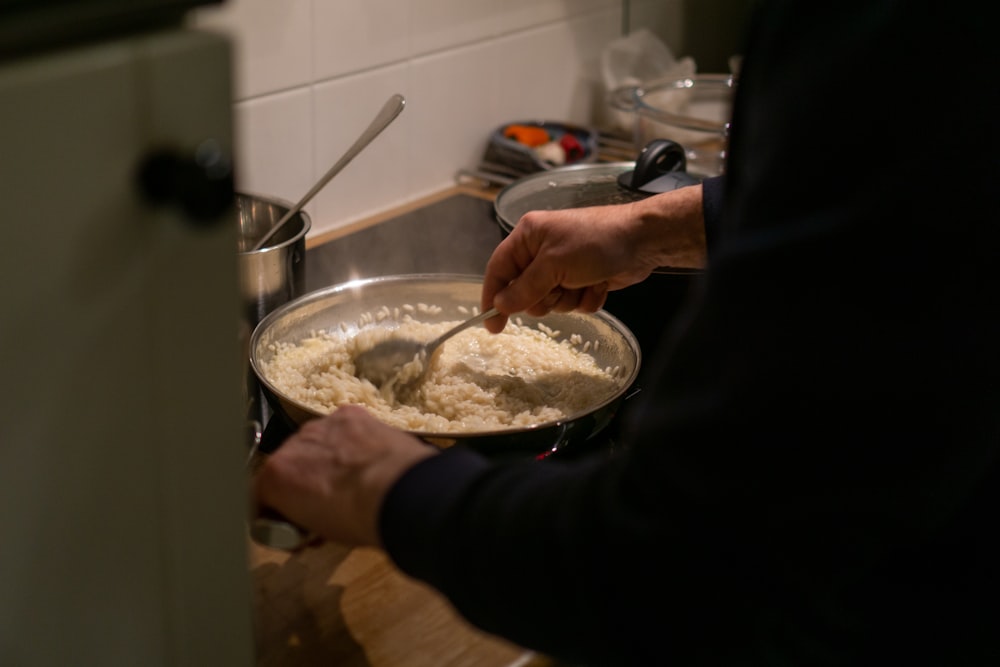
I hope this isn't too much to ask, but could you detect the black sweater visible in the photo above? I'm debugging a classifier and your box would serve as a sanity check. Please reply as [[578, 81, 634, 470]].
[[381, 2, 1000, 664]]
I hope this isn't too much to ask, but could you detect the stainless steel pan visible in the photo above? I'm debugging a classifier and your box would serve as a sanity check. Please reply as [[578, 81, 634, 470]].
[[249, 273, 641, 458]]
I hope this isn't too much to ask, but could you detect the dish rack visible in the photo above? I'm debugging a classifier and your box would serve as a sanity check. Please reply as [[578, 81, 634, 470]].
[[458, 127, 637, 189]]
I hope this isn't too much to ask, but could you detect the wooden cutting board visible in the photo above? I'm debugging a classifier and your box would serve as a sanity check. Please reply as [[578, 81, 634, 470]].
[[250, 540, 554, 667]]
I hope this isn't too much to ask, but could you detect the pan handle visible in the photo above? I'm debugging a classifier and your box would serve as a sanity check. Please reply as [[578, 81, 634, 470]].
[[249, 511, 314, 552]]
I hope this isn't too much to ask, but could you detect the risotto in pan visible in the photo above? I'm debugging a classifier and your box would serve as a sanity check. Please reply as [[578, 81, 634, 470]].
[[260, 304, 622, 434]]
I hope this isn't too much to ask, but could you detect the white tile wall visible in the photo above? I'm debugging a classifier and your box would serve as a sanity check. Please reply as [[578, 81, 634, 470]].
[[191, 0, 624, 239], [193, 0, 312, 98], [232, 89, 312, 205], [312, 1, 411, 81]]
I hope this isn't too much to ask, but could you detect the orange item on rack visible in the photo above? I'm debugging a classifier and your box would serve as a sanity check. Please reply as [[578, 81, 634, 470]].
[[503, 124, 551, 147]]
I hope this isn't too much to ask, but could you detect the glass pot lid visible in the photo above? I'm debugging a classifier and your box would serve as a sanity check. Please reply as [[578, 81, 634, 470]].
[[493, 162, 648, 236], [494, 139, 702, 236]]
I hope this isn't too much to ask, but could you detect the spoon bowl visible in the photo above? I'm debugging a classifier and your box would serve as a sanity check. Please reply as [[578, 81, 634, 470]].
[[354, 307, 500, 389]]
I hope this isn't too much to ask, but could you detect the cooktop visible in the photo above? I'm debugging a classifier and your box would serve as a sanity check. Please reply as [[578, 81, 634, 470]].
[[305, 193, 500, 291]]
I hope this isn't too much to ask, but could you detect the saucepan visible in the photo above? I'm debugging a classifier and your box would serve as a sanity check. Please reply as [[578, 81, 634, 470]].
[[249, 273, 642, 459], [236, 192, 310, 432]]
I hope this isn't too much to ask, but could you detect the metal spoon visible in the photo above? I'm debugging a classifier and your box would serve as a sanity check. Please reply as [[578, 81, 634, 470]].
[[354, 307, 501, 388], [251, 93, 406, 251]]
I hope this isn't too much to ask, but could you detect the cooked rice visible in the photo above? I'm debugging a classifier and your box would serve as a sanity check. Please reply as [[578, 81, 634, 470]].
[[260, 307, 621, 434]]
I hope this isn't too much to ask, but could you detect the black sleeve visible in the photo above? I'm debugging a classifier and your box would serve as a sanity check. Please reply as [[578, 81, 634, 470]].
[[699, 174, 725, 251], [381, 439, 693, 666]]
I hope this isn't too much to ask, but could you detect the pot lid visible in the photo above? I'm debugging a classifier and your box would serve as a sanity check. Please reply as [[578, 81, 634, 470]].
[[494, 140, 702, 236], [494, 162, 647, 236]]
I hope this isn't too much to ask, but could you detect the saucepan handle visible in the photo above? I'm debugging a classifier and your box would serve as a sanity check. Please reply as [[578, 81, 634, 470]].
[[249, 511, 314, 552]]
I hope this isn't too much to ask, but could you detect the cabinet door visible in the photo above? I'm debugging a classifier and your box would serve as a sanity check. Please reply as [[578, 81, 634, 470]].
[[0, 28, 252, 666]]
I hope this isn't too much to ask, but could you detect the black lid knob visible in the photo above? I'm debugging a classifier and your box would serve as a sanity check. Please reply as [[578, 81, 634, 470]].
[[617, 138, 700, 194]]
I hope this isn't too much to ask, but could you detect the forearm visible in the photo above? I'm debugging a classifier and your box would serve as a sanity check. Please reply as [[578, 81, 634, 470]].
[[481, 182, 710, 322], [627, 183, 708, 270]]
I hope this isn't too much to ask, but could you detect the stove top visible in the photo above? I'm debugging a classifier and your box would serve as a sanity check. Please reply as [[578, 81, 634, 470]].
[[305, 194, 500, 291]]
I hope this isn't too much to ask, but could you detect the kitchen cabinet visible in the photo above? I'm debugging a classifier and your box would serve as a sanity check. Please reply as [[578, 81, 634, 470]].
[[0, 7, 253, 664]]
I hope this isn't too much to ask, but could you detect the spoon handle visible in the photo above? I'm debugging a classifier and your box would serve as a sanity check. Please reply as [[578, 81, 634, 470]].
[[429, 307, 500, 348], [251, 93, 406, 251]]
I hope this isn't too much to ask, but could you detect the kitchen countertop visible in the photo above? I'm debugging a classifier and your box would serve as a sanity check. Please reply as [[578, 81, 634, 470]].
[[249, 186, 560, 667], [250, 541, 540, 667]]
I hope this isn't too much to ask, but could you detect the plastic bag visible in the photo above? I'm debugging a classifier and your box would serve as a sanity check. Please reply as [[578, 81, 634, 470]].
[[601, 28, 696, 133]]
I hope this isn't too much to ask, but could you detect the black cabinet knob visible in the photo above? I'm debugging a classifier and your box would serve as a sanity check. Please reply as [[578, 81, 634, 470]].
[[137, 139, 234, 226]]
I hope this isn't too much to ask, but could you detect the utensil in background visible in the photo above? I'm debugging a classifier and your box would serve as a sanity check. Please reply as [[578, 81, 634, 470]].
[[354, 307, 501, 388], [250, 92, 406, 251]]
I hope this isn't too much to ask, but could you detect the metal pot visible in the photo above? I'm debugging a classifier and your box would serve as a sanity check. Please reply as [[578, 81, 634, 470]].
[[249, 274, 641, 459], [494, 162, 648, 237], [237, 192, 311, 430]]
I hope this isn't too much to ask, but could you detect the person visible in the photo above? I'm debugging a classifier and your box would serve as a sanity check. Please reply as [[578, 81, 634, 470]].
[[254, 2, 999, 664]]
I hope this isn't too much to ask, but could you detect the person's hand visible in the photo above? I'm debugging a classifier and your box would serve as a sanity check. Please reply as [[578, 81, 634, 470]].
[[253, 405, 438, 547], [481, 185, 706, 332]]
